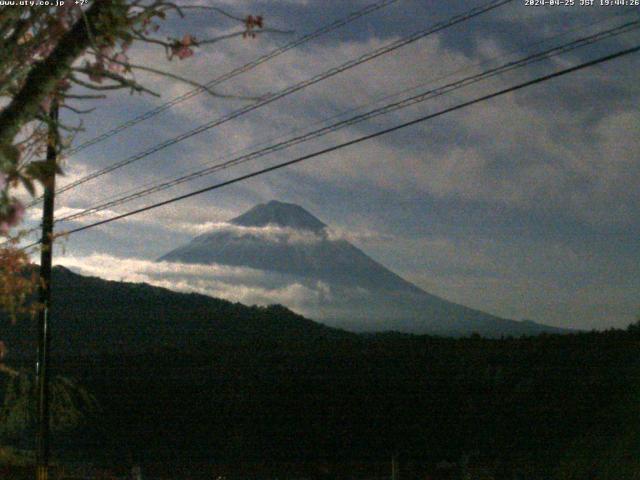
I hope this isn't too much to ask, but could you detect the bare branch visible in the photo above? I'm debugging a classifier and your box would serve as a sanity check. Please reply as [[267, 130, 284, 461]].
[[62, 104, 97, 115], [63, 93, 108, 100], [131, 31, 172, 48], [196, 27, 294, 46], [70, 73, 132, 91], [72, 68, 160, 97], [161, 4, 245, 22], [35, 112, 80, 136], [124, 61, 262, 101]]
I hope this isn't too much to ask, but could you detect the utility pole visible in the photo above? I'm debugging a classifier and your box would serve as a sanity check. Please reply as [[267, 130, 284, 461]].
[[36, 100, 58, 480]]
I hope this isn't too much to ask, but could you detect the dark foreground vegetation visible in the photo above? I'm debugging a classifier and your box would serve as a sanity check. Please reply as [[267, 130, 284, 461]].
[[1, 268, 639, 479]]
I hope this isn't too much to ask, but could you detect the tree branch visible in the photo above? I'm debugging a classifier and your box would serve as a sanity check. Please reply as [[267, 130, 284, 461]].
[[62, 104, 97, 115], [0, 0, 122, 150], [159, 4, 245, 22], [73, 67, 161, 96], [195, 27, 294, 46], [125, 61, 262, 101]]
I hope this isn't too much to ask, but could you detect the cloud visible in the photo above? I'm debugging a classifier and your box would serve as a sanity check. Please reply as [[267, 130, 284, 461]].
[[325, 226, 395, 244], [60, 9, 640, 236], [55, 253, 333, 317], [177, 221, 324, 244], [178, 220, 395, 246], [16, 2, 635, 333]]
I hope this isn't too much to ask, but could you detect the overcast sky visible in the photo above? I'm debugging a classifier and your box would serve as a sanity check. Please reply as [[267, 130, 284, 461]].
[[15, 0, 640, 330]]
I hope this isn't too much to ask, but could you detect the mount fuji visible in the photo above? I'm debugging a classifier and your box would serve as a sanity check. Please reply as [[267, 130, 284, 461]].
[[159, 201, 569, 337]]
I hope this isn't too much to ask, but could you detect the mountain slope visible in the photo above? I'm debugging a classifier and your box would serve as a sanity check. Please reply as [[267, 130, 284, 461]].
[[159, 201, 569, 337], [0, 267, 633, 478], [1, 266, 355, 359]]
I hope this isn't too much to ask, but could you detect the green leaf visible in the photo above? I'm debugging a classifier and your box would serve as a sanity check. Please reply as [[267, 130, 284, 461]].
[[24, 160, 63, 183], [0, 144, 20, 170]]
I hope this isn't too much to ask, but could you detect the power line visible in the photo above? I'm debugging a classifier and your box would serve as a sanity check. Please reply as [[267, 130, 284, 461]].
[[56, 19, 640, 224], [57, 9, 636, 219], [52, 0, 513, 195], [4, 17, 636, 250], [28, 0, 513, 205], [24, 0, 400, 210], [44, 44, 638, 242], [61, 0, 401, 157]]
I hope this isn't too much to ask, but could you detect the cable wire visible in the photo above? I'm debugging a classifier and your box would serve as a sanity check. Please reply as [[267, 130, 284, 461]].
[[41, 44, 637, 243], [62, 0, 401, 157], [58, 9, 635, 217], [28, 0, 513, 205], [24, 0, 399, 210], [56, 20, 640, 224]]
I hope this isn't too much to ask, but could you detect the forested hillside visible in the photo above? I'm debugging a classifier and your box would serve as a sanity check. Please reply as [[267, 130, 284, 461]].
[[1, 269, 638, 479]]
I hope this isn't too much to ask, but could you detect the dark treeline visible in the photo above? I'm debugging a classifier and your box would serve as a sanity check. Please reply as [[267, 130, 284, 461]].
[[1, 269, 639, 479], [5, 328, 637, 480]]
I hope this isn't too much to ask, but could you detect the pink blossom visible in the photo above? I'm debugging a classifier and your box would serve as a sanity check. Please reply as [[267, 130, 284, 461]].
[[108, 53, 128, 74], [181, 34, 195, 46], [87, 61, 105, 83], [41, 95, 53, 113], [13, 201, 24, 221], [115, 52, 128, 63], [35, 40, 55, 58], [56, 10, 71, 31], [98, 45, 114, 58], [0, 171, 6, 191], [175, 46, 193, 60], [58, 78, 71, 91], [170, 43, 194, 60], [243, 14, 264, 38], [169, 34, 197, 60]]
